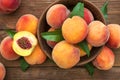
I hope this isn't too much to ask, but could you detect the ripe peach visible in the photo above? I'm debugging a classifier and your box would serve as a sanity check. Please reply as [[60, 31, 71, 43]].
[[16, 14, 38, 35], [12, 31, 37, 56], [24, 44, 47, 65], [46, 4, 70, 29], [52, 41, 80, 69], [84, 8, 94, 24], [0, 0, 21, 14], [93, 46, 115, 70], [62, 16, 88, 44], [0, 36, 20, 60], [87, 21, 109, 47], [46, 28, 57, 48], [0, 62, 6, 80], [107, 24, 120, 49]]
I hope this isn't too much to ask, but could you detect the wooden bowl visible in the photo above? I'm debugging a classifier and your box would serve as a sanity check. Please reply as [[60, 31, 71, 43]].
[[37, 0, 106, 66]]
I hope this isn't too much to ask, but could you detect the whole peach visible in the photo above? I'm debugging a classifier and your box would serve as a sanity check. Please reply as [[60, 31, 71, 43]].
[[46, 4, 70, 29], [0, 36, 20, 60], [0, 62, 6, 80], [84, 8, 94, 24], [0, 0, 21, 14], [93, 46, 115, 70], [62, 16, 88, 44], [24, 44, 46, 65], [52, 41, 80, 69], [107, 24, 120, 49], [87, 21, 109, 47], [16, 14, 38, 35]]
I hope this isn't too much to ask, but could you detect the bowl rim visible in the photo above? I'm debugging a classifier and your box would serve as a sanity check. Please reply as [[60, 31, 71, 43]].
[[37, 0, 106, 66]]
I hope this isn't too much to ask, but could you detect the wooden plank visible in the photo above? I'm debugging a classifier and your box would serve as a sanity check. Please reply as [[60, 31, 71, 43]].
[[4, 67, 120, 80]]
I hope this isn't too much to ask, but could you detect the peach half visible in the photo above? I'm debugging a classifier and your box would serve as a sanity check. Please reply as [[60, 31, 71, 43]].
[[12, 31, 37, 56]]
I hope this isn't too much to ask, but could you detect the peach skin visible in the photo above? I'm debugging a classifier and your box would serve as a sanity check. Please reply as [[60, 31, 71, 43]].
[[62, 16, 88, 44], [52, 41, 80, 69], [46, 4, 70, 29], [0, 62, 6, 80], [93, 46, 115, 70], [0, 36, 20, 60], [24, 44, 47, 65], [16, 14, 38, 35], [87, 21, 109, 47], [107, 24, 120, 49]]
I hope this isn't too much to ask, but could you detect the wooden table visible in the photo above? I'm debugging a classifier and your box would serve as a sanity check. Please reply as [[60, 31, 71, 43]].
[[0, 0, 120, 80]]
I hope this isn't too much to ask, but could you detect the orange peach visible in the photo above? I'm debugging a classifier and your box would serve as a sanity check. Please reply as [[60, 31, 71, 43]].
[[0, 36, 20, 60], [46, 4, 70, 29], [84, 8, 94, 24], [24, 44, 47, 65], [93, 46, 115, 70], [0, 0, 21, 14], [46, 28, 57, 48], [107, 24, 120, 49], [52, 41, 80, 69], [62, 16, 88, 44], [87, 21, 109, 47], [16, 14, 38, 35], [0, 62, 6, 80]]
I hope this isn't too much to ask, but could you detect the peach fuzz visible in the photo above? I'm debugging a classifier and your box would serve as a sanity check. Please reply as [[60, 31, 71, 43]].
[[84, 8, 94, 24], [62, 16, 88, 44], [107, 24, 120, 49], [46, 28, 57, 48], [24, 44, 47, 65], [87, 21, 109, 47], [0, 0, 21, 14], [0, 62, 6, 80], [16, 14, 38, 35], [52, 41, 80, 69], [0, 36, 20, 60], [46, 4, 70, 29], [93, 46, 115, 70]]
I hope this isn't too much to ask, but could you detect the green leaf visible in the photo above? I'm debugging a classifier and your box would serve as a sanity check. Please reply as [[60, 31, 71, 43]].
[[20, 57, 30, 72], [41, 29, 64, 42], [101, 0, 109, 20], [78, 40, 90, 57], [69, 2, 84, 18], [84, 63, 95, 76], [5, 29, 16, 38]]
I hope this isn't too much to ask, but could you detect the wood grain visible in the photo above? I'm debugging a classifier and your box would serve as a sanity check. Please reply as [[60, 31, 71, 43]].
[[0, 0, 120, 79]]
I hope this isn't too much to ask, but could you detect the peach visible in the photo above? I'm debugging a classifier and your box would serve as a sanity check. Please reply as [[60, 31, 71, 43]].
[[87, 21, 109, 47], [0, 62, 6, 80], [46, 28, 57, 48], [107, 24, 120, 49], [16, 14, 38, 35], [24, 44, 46, 65], [52, 41, 80, 69], [12, 31, 37, 56], [46, 4, 70, 29], [84, 8, 94, 24], [93, 46, 115, 70], [62, 16, 88, 44], [0, 36, 20, 60], [0, 0, 21, 14]]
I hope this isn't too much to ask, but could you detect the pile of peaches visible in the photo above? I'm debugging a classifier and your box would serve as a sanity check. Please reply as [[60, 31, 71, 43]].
[[43, 3, 120, 70], [0, 0, 120, 80]]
